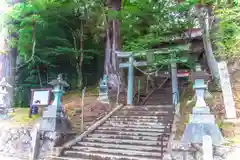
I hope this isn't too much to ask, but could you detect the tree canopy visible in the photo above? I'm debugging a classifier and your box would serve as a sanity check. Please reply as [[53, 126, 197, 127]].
[[0, 0, 238, 106]]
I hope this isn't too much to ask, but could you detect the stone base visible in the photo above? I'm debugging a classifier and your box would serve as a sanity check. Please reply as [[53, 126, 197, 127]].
[[170, 140, 232, 160], [192, 106, 210, 114], [181, 123, 224, 145], [189, 114, 215, 124], [40, 117, 71, 133]]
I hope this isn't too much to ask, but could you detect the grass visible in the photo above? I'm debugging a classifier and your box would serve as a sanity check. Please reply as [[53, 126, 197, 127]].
[[175, 85, 195, 140], [6, 86, 99, 126], [226, 135, 240, 144], [8, 108, 40, 125]]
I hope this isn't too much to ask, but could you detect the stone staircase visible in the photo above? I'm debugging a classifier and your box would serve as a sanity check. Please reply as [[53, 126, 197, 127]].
[[52, 79, 175, 160], [142, 79, 172, 106], [143, 88, 172, 105], [53, 104, 174, 160]]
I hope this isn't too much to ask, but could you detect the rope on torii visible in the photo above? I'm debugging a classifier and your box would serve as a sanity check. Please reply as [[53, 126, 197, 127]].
[[133, 65, 165, 93]]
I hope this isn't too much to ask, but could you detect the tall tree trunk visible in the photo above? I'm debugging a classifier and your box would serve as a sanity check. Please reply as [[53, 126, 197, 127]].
[[197, 6, 220, 86], [76, 20, 84, 89], [105, 0, 126, 104], [0, 32, 16, 108], [0, 0, 19, 108]]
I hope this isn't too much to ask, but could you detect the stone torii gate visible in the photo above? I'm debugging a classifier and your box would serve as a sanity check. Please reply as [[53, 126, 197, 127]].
[[116, 51, 180, 107]]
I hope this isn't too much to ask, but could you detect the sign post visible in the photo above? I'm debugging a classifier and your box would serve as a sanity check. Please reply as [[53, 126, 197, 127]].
[[30, 88, 51, 117]]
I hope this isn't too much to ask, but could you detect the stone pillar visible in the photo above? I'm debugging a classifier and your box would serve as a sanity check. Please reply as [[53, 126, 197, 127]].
[[40, 74, 70, 132], [171, 63, 179, 109], [218, 61, 237, 119], [127, 56, 134, 105], [0, 77, 12, 119]]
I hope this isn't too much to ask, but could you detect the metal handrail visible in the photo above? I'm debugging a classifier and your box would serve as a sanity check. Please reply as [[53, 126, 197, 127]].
[[172, 91, 182, 119], [172, 92, 179, 107]]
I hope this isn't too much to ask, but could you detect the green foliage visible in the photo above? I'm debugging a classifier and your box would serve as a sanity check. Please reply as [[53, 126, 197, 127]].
[[6, 0, 230, 107], [109, 0, 196, 66], [213, 6, 240, 60], [2, 0, 105, 107], [113, 0, 193, 51]]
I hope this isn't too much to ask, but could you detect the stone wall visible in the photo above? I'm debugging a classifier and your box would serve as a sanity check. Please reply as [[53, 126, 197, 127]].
[[0, 122, 68, 160], [0, 125, 32, 159]]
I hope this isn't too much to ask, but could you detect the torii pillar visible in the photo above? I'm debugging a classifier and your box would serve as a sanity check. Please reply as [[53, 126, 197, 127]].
[[171, 62, 179, 111]]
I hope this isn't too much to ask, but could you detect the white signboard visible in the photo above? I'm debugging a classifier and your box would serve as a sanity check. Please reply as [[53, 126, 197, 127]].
[[218, 61, 237, 119], [31, 89, 51, 106]]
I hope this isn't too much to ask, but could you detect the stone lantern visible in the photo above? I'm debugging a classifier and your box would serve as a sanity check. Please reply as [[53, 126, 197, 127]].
[[39, 74, 70, 132], [0, 77, 12, 118], [181, 68, 223, 150], [48, 74, 69, 108], [98, 75, 109, 103]]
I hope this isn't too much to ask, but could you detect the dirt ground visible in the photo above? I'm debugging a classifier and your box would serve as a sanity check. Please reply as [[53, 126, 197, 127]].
[[62, 91, 112, 133]]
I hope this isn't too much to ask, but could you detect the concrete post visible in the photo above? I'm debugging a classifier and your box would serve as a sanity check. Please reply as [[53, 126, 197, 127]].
[[30, 124, 40, 160], [203, 135, 213, 160]]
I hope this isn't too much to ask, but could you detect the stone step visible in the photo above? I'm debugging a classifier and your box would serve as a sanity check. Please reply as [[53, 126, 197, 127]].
[[76, 141, 166, 152], [122, 106, 173, 112], [146, 97, 171, 100], [144, 99, 172, 102], [113, 111, 173, 116], [69, 146, 163, 157], [109, 117, 173, 123], [49, 156, 86, 160], [64, 150, 161, 160], [104, 120, 172, 126], [124, 105, 173, 108], [110, 115, 170, 120], [96, 126, 171, 133], [93, 129, 170, 137], [144, 102, 172, 105], [147, 91, 172, 99], [87, 133, 169, 141], [82, 137, 168, 146], [153, 89, 171, 92], [101, 123, 171, 129]]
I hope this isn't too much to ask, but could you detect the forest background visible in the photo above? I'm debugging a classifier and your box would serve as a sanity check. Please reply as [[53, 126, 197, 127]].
[[0, 0, 239, 107]]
